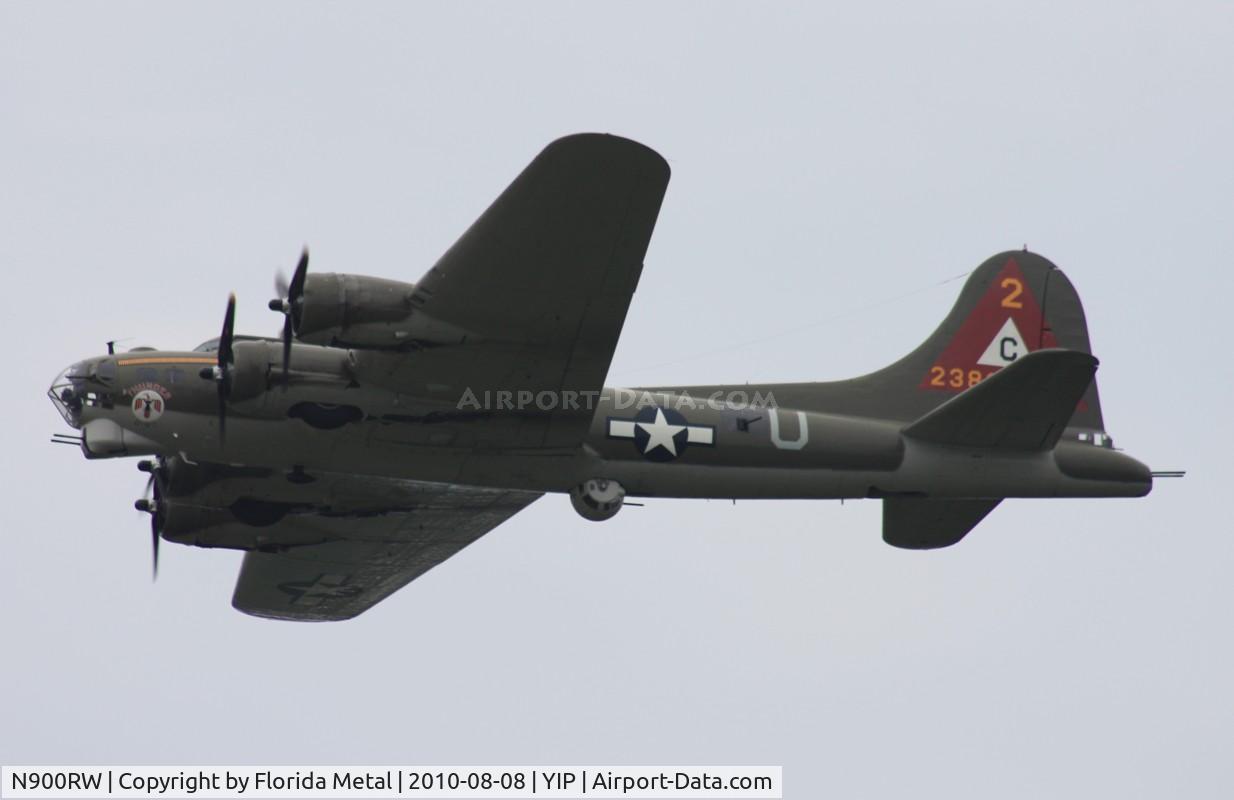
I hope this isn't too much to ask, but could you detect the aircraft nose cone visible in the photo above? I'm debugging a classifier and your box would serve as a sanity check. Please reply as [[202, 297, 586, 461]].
[[48, 365, 85, 428]]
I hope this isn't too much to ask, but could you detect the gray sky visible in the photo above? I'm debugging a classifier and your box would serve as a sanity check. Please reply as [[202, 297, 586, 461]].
[[2, 2, 1232, 797]]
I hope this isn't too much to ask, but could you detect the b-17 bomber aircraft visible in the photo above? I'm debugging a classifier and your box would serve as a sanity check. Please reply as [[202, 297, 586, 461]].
[[49, 134, 1164, 621]]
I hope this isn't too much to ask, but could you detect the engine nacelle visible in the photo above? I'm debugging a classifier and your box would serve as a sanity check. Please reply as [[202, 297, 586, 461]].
[[296, 273, 471, 348], [154, 497, 233, 545], [225, 340, 355, 402], [228, 340, 274, 402], [154, 495, 326, 550], [150, 477, 326, 551], [570, 478, 626, 522]]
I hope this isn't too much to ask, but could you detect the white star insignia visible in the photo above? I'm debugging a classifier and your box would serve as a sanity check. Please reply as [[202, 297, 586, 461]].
[[637, 407, 686, 456]]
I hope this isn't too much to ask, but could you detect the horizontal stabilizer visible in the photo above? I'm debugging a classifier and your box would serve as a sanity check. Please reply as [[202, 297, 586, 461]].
[[883, 497, 1001, 549], [902, 349, 1097, 452]]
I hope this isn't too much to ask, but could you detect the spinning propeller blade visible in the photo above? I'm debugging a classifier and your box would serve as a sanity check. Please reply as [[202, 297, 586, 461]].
[[199, 293, 237, 444], [149, 475, 160, 580], [269, 247, 308, 390], [134, 471, 160, 580]]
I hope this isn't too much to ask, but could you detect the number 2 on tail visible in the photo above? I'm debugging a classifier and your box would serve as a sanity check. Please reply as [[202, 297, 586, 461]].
[[1001, 277, 1024, 308]]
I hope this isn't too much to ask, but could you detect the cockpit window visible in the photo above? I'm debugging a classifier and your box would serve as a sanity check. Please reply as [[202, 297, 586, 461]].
[[95, 359, 117, 382], [136, 366, 159, 383]]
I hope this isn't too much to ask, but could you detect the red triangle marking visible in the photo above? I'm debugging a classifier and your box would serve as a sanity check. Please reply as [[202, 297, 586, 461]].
[[920, 257, 1058, 391]]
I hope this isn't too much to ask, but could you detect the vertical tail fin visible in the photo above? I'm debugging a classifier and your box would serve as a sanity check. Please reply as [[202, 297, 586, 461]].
[[837, 250, 1106, 436]]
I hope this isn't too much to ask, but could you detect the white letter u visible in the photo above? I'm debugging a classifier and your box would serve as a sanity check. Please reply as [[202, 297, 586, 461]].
[[769, 409, 809, 450]]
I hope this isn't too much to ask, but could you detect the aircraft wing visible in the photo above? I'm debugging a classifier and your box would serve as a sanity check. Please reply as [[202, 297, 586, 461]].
[[231, 482, 539, 622], [154, 459, 539, 621], [391, 133, 671, 447]]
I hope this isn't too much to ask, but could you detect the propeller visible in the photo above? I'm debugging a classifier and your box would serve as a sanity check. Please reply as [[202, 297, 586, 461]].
[[134, 461, 161, 580], [269, 247, 309, 390], [199, 293, 237, 443]]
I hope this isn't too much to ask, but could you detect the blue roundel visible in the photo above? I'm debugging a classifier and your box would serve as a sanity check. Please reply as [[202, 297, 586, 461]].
[[631, 405, 691, 462], [605, 404, 716, 462]]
